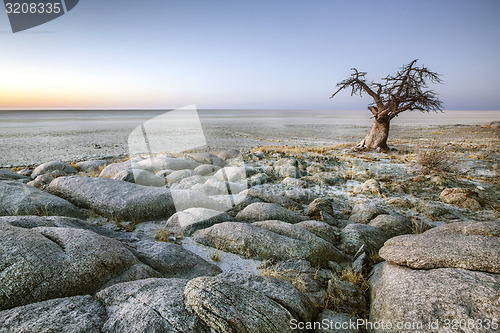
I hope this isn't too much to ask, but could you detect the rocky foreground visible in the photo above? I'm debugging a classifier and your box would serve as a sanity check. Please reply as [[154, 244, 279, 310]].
[[0, 140, 499, 332]]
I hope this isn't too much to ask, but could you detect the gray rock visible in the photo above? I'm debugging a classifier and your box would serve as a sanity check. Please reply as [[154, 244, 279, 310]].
[[217, 149, 241, 160], [283, 189, 318, 204], [194, 164, 221, 176], [213, 166, 247, 183], [27, 174, 54, 190], [154, 169, 174, 178], [0, 169, 29, 181], [225, 194, 263, 216], [306, 198, 338, 225], [351, 245, 370, 276], [0, 295, 105, 333], [31, 161, 77, 178], [0, 180, 87, 219], [282, 177, 308, 188], [368, 214, 413, 238], [339, 223, 389, 256], [129, 239, 221, 279], [136, 156, 201, 172], [306, 162, 326, 174], [97, 278, 208, 333], [164, 207, 235, 236], [98, 161, 132, 178], [220, 273, 317, 321], [185, 273, 316, 333], [186, 152, 226, 167], [189, 182, 225, 196], [47, 176, 176, 221], [17, 169, 32, 177], [178, 175, 207, 186], [265, 259, 325, 295], [112, 168, 166, 187], [193, 222, 341, 266], [295, 220, 341, 245], [369, 262, 500, 333], [203, 177, 247, 195], [385, 197, 413, 208], [253, 220, 345, 262], [379, 224, 500, 273], [241, 188, 299, 210], [490, 120, 500, 128], [416, 200, 452, 218], [353, 179, 381, 195], [248, 172, 270, 186], [0, 215, 92, 230], [171, 189, 231, 212], [347, 203, 387, 224], [0, 224, 155, 310], [326, 277, 367, 316], [75, 160, 107, 172], [313, 310, 360, 333], [440, 187, 482, 210], [307, 198, 334, 218], [236, 202, 307, 223], [48, 176, 228, 221], [166, 169, 199, 184], [304, 172, 343, 186], [273, 158, 302, 178], [424, 219, 500, 237]]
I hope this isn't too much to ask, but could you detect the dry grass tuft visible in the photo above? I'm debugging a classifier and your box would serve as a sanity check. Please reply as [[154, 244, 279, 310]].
[[339, 268, 369, 292], [415, 140, 453, 174], [251, 144, 349, 156], [108, 215, 138, 232], [209, 242, 226, 261], [260, 265, 308, 294], [155, 227, 171, 242], [89, 165, 106, 177], [34, 205, 50, 217], [369, 250, 384, 265], [410, 208, 431, 234]]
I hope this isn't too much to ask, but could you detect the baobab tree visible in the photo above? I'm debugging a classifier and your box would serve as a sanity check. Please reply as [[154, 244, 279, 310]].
[[330, 59, 443, 150]]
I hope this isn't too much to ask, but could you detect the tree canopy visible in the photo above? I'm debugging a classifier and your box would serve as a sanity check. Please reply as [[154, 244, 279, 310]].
[[330, 59, 443, 123]]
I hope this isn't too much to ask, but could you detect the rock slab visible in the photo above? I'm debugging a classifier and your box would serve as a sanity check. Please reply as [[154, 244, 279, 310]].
[[379, 221, 500, 273], [0, 223, 152, 310], [185, 273, 316, 333], [369, 262, 500, 333], [0, 180, 87, 219]]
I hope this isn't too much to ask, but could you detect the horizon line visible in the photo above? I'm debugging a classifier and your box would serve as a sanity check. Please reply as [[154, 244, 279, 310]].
[[0, 108, 499, 112]]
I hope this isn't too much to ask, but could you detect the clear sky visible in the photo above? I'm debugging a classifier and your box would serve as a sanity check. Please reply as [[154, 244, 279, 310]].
[[1, 0, 499, 110]]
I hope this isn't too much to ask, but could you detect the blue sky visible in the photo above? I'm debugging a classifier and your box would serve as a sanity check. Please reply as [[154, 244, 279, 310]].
[[1, 0, 499, 109]]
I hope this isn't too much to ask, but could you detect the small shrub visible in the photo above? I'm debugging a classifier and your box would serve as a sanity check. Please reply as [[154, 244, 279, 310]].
[[260, 264, 308, 294], [89, 165, 106, 177], [155, 227, 171, 242], [209, 242, 225, 262], [415, 141, 453, 174], [369, 250, 383, 265], [34, 205, 50, 217], [410, 207, 432, 234], [339, 269, 369, 292]]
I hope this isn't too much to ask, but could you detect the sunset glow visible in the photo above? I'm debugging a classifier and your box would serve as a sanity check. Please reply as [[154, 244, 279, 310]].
[[1, 0, 500, 110]]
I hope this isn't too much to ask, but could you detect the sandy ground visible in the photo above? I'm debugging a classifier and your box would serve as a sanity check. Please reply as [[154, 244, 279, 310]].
[[1, 109, 498, 167]]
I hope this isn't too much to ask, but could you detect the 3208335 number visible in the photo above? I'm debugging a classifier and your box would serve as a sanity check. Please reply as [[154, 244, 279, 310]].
[[5, 2, 62, 14]]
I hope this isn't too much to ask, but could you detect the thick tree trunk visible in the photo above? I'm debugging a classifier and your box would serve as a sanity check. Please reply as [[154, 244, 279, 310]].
[[356, 118, 390, 150]]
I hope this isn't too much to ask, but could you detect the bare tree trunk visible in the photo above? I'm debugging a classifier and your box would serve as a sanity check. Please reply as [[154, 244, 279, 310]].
[[356, 118, 390, 150]]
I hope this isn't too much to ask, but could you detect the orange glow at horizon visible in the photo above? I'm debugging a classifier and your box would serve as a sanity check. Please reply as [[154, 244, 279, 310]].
[[0, 61, 176, 110]]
